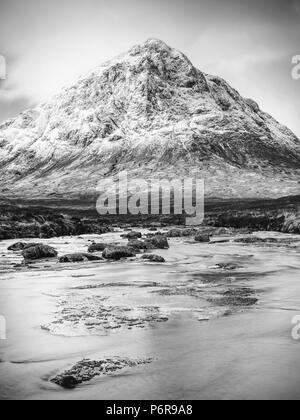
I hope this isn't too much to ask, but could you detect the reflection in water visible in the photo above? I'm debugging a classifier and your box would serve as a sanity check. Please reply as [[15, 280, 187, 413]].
[[0, 230, 300, 400]]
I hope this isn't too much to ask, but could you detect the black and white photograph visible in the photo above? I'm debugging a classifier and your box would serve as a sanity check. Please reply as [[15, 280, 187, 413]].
[[0, 0, 300, 403]]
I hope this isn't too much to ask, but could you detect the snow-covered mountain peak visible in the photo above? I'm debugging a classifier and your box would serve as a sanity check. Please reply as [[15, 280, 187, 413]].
[[0, 40, 299, 200]]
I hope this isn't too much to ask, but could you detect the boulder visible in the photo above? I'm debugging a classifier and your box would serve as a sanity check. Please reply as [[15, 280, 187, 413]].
[[8, 242, 40, 252], [141, 254, 165, 263], [127, 240, 149, 251], [51, 358, 152, 388], [88, 243, 114, 253], [58, 376, 78, 389], [121, 231, 142, 240], [22, 244, 58, 260], [195, 233, 210, 243], [166, 228, 183, 237], [167, 228, 197, 237], [144, 235, 169, 249], [102, 246, 136, 260], [58, 253, 103, 263]]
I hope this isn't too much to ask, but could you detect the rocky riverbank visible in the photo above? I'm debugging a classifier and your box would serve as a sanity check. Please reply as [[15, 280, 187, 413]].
[[0, 200, 112, 240], [0, 195, 300, 241], [205, 195, 300, 234]]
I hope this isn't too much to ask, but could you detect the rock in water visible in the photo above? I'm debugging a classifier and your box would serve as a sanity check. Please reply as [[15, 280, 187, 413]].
[[195, 233, 210, 243], [58, 253, 103, 263], [102, 246, 136, 260], [141, 254, 165, 263], [8, 242, 40, 252], [166, 228, 198, 237], [121, 231, 142, 240], [22, 244, 58, 260], [88, 243, 114, 253], [0, 39, 299, 200], [144, 235, 169, 249], [127, 240, 149, 251], [51, 358, 152, 388], [59, 376, 78, 389]]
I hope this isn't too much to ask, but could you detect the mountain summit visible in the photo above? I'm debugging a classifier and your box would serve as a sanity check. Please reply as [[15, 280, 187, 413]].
[[0, 39, 299, 200]]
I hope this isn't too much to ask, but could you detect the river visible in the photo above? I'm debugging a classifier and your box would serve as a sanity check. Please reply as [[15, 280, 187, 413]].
[[0, 229, 300, 400]]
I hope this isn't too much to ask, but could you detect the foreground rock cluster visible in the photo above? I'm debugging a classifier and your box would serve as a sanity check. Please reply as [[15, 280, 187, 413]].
[[6, 223, 300, 267], [6, 229, 172, 264]]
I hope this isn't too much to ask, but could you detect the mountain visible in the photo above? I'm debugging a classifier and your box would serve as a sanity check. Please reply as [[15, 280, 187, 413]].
[[0, 38, 299, 201]]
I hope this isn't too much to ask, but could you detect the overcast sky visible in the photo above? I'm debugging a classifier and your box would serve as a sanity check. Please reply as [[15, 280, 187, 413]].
[[0, 0, 299, 136]]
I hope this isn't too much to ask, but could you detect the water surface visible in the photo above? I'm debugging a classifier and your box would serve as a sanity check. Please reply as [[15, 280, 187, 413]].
[[0, 230, 300, 400]]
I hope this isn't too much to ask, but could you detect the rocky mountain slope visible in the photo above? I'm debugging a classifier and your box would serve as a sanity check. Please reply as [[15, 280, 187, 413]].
[[0, 38, 299, 201]]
